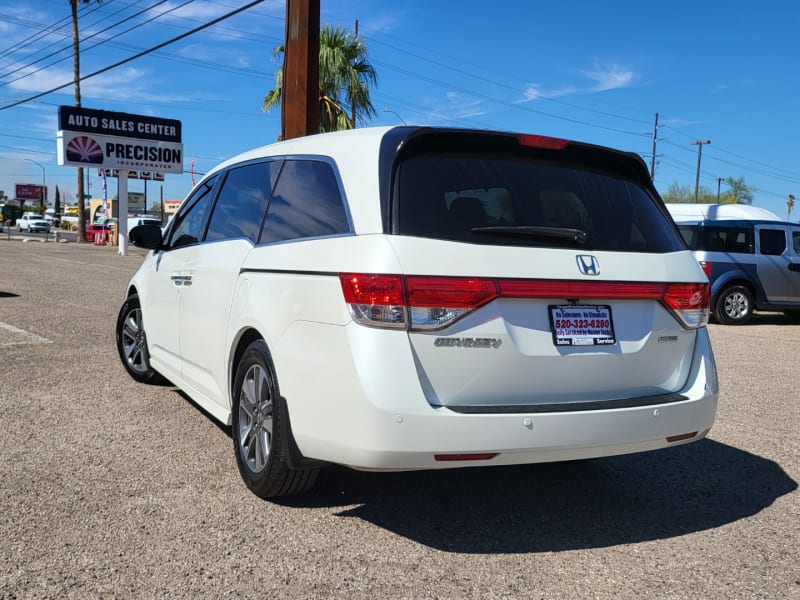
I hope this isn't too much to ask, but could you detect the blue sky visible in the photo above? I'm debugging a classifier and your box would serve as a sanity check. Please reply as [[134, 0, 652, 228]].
[[1, 0, 798, 219]]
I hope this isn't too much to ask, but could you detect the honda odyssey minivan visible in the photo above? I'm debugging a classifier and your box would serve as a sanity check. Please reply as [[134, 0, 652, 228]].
[[116, 126, 718, 498]]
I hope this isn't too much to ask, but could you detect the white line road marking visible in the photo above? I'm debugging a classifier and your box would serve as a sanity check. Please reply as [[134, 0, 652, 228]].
[[0, 321, 53, 346]]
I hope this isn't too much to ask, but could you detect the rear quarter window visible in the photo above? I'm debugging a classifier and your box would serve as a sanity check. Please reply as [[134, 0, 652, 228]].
[[259, 159, 350, 244]]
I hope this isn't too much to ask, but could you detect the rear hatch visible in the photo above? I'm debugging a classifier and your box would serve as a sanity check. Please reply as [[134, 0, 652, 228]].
[[351, 129, 709, 411]]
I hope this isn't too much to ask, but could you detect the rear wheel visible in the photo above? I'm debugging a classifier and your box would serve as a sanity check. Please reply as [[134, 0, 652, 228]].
[[115, 293, 165, 384], [232, 340, 319, 499], [714, 285, 753, 325]]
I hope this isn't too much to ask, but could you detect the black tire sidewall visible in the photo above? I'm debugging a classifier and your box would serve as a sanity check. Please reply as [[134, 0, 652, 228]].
[[715, 285, 753, 325], [115, 293, 161, 383], [232, 341, 282, 490]]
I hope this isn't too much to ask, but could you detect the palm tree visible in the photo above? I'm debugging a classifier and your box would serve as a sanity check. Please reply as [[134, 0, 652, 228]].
[[263, 25, 378, 132]]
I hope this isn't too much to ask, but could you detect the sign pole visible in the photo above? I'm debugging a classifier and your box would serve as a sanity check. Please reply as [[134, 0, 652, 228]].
[[118, 170, 129, 256]]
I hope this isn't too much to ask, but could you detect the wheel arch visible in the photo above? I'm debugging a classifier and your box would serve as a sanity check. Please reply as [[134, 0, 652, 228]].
[[228, 328, 328, 471], [711, 272, 761, 305]]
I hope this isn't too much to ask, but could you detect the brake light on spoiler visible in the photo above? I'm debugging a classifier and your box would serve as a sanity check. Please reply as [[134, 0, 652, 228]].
[[340, 274, 710, 331]]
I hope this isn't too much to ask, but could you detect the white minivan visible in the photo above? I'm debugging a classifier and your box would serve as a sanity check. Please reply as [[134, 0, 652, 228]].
[[117, 126, 718, 498]]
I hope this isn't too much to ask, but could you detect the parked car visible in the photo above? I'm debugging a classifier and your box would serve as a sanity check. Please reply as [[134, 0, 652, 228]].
[[675, 218, 800, 324], [116, 126, 718, 499], [17, 213, 51, 233], [85, 223, 112, 242]]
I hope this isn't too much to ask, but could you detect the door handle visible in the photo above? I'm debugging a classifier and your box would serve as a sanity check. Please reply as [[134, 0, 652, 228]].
[[170, 275, 193, 286], [789, 263, 800, 272]]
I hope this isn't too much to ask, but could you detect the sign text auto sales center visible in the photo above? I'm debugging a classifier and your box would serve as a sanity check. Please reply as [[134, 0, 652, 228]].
[[57, 106, 183, 173]]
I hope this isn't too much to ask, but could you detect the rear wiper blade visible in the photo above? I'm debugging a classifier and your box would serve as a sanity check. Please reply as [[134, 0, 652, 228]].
[[471, 225, 588, 244]]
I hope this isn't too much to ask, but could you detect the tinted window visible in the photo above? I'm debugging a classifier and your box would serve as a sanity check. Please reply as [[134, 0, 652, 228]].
[[680, 225, 754, 253], [395, 156, 683, 252], [793, 231, 800, 254], [167, 174, 218, 249], [260, 160, 349, 244], [759, 229, 786, 256], [206, 161, 280, 243]]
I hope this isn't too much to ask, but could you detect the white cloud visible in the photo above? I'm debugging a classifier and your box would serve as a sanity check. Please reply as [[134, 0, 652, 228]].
[[578, 61, 636, 92], [7, 65, 196, 104], [424, 91, 487, 123], [520, 60, 638, 103]]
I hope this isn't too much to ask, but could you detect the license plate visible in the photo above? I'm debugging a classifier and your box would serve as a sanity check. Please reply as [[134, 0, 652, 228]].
[[549, 304, 616, 346]]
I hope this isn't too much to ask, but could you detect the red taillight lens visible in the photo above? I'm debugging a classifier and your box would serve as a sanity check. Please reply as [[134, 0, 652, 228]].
[[661, 283, 710, 328], [340, 273, 404, 305], [434, 453, 498, 461], [405, 276, 497, 308], [340, 274, 710, 331], [498, 279, 665, 299], [339, 274, 407, 329], [517, 134, 569, 150]]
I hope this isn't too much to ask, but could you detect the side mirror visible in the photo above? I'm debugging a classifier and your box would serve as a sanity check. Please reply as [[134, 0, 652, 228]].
[[129, 224, 163, 249]]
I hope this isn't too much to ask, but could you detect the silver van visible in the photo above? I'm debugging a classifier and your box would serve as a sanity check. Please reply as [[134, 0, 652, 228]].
[[677, 219, 800, 323]]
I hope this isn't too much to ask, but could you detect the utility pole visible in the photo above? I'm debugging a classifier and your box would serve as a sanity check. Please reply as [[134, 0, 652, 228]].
[[351, 19, 358, 128], [716, 177, 723, 202], [281, 0, 320, 140], [649, 112, 659, 179], [691, 140, 711, 203]]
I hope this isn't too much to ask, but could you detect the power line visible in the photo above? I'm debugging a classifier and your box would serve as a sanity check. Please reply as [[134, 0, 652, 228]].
[[0, 0, 267, 112]]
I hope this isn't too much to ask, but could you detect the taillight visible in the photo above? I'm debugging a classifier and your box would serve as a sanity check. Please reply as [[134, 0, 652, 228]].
[[339, 274, 407, 329], [517, 134, 569, 150], [340, 274, 710, 330], [661, 282, 710, 329], [699, 260, 712, 277]]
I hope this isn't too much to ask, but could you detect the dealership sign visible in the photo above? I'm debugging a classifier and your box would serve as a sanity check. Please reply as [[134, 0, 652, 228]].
[[57, 106, 183, 173]]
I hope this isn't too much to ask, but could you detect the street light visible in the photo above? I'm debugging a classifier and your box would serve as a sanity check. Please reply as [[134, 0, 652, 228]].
[[382, 107, 407, 125], [691, 140, 710, 203], [25, 158, 45, 213]]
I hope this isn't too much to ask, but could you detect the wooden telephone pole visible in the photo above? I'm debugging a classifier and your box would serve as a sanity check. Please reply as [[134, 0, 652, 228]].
[[281, 0, 320, 140]]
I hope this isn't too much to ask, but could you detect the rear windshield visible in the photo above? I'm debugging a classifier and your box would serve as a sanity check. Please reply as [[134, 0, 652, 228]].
[[394, 155, 683, 252]]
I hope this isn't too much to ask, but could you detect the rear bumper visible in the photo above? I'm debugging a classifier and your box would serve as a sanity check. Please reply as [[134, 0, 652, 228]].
[[278, 324, 718, 471]]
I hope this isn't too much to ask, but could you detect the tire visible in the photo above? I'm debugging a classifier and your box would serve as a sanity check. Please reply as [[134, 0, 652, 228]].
[[115, 293, 165, 384], [232, 340, 319, 499], [714, 285, 754, 325]]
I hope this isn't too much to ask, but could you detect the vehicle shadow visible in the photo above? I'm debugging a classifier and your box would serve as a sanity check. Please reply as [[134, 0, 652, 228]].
[[715, 311, 800, 326], [280, 440, 796, 553]]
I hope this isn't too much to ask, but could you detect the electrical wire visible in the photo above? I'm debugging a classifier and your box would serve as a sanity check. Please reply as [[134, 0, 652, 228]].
[[0, 0, 267, 112]]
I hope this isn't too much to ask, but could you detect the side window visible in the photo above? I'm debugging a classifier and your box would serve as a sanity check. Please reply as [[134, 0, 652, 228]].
[[260, 160, 350, 244], [206, 161, 280, 243], [759, 228, 787, 256], [167, 174, 219, 249], [702, 227, 754, 253], [793, 231, 800, 255]]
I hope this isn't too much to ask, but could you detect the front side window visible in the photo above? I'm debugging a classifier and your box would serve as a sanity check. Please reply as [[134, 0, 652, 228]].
[[759, 229, 786, 256], [260, 160, 350, 244], [167, 174, 219, 249], [206, 161, 280, 243], [394, 155, 683, 252], [792, 231, 800, 254]]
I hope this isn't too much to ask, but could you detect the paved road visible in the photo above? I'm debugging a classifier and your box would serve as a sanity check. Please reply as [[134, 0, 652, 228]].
[[1, 239, 798, 599]]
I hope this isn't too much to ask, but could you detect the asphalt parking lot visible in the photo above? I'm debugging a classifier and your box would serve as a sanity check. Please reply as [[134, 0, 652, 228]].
[[1, 238, 798, 599]]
